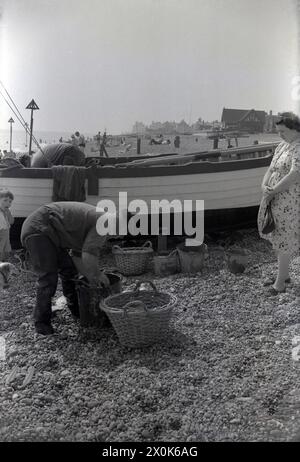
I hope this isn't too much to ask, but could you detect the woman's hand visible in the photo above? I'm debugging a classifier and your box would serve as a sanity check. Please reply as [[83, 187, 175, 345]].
[[262, 186, 275, 203]]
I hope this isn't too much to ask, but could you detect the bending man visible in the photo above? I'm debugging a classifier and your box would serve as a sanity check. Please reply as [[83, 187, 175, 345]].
[[21, 202, 111, 335]]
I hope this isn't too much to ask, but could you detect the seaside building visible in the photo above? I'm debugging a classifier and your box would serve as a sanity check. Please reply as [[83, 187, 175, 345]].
[[191, 118, 215, 131], [132, 122, 147, 135], [148, 121, 164, 132], [264, 110, 281, 133], [175, 119, 192, 135], [221, 108, 266, 133], [132, 118, 222, 136]]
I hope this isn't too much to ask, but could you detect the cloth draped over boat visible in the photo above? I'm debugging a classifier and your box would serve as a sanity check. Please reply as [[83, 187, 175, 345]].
[[51, 166, 86, 202], [31, 143, 85, 168]]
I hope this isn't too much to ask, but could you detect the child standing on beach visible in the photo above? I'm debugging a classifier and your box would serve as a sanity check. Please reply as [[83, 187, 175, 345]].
[[0, 189, 14, 261]]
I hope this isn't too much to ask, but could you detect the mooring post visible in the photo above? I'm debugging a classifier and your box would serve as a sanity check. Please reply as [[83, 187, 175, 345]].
[[137, 137, 141, 154]]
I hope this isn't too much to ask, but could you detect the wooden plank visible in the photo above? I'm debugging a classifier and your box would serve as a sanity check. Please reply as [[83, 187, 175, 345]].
[[97, 181, 262, 198], [97, 166, 267, 188]]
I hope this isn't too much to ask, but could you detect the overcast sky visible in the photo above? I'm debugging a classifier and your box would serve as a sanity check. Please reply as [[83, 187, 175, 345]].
[[0, 0, 299, 134]]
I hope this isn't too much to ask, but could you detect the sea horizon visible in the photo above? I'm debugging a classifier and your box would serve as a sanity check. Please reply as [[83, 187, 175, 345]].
[[0, 128, 98, 152], [0, 127, 139, 152]]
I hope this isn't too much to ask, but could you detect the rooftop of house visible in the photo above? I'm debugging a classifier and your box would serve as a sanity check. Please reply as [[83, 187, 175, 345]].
[[221, 108, 266, 124]]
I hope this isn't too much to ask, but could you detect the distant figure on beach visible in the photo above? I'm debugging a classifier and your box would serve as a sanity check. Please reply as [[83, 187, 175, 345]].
[[258, 112, 300, 295], [149, 135, 166, 145], [100, 131, 109, 158], [31, 143, 85, 168], [72, 131, 86, 152], [119, 143, 132, 155], [174, 135, 180, 149]]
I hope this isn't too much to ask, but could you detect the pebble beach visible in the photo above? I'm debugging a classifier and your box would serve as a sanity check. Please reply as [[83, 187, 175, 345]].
[[1, 229, 300, 442]]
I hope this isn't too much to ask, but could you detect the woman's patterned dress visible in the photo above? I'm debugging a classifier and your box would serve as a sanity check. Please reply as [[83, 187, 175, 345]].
[[257, 140, 300, 256]]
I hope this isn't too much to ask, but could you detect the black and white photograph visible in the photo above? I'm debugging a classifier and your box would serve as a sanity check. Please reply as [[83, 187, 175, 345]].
[[0, 0, 300, 446]]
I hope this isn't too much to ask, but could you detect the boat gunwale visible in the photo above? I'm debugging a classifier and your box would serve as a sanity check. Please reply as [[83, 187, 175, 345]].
[[0, 153, 273, 180]]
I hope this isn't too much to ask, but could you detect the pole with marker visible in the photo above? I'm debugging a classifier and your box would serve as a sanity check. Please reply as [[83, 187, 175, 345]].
[[8, 117, 14, 153], [26, 99, 39, 156]]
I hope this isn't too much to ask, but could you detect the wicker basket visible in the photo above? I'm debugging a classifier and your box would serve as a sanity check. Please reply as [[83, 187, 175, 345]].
[[100, 280, 176, 347], [112, 241, 153, 276]]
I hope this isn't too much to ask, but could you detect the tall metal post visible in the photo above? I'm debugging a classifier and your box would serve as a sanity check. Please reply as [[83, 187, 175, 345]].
[[25, 122, 29, 146], [8, 117, 14, 153], [26, 99, 39, 155]]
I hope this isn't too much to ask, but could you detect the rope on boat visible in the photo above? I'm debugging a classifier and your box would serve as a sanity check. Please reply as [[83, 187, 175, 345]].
[[0, 80, 46, 157]]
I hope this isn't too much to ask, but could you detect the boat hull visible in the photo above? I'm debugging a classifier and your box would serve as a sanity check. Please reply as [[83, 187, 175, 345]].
[[0, 143, 276, 245], [1, 163, 269, 218]]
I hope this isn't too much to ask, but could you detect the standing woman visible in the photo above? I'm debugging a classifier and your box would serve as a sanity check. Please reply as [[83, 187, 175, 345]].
[[258, 112, 300, 295]]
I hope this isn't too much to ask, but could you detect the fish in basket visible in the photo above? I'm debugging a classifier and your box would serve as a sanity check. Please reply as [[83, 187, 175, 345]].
[[112, 241, 154, 276], [100, 280, 176, 347]]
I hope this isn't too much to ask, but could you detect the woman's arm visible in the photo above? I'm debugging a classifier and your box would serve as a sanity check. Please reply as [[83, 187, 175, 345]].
[[263, 169, 300, 203], [261, 143, 285, 190], [261, 168, 273, 189], [272, 169, 300, 194], [263, 144, 300, 200]]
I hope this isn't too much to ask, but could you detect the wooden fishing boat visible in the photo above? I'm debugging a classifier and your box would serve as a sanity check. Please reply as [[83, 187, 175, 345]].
[[0, 142, 277, 238]]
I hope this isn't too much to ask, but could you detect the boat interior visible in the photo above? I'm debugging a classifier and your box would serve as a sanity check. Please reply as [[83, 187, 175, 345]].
[[85, 142, 278, 169]]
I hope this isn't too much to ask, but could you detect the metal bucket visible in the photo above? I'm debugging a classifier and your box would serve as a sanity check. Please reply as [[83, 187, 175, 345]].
[[75, 272, 122, 327], [177, 242, 207, 273], [225, 248, 248, 274], [153, 250, 179, 276]]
